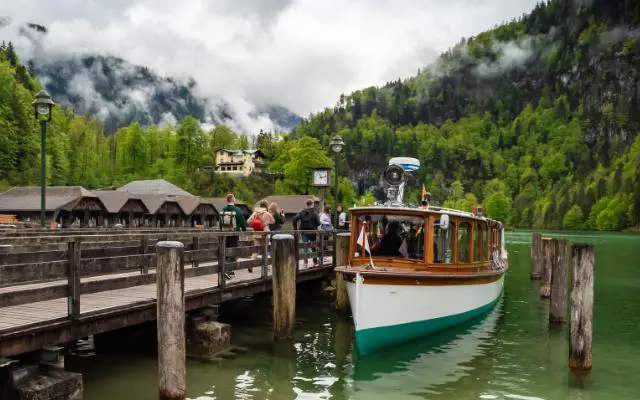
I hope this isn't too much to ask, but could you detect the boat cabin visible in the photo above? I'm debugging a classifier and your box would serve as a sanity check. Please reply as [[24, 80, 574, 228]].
[[349, 207, 504, 273]]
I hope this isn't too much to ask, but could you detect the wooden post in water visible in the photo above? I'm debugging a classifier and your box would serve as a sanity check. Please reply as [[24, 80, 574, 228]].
[[335, 233, 350, 312], [569, 244, 594, 370], [540, 238, 554, 298], [156, 240, 186, 400], [272, 234, 296, 340], [550, 238, 569, 324], [531, 232, 543, 279]]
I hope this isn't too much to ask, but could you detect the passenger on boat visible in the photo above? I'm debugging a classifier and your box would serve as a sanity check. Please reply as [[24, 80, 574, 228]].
[[372, 221, 403, 257]]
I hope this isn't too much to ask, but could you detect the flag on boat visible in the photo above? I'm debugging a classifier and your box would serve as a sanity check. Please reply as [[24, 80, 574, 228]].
[[421, 184, 428, 201], [356, 225, 376, 269]]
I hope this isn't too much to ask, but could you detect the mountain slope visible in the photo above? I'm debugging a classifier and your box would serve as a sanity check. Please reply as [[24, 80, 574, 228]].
[[292, 0, 640, 230], [4, 21, 300, 134]]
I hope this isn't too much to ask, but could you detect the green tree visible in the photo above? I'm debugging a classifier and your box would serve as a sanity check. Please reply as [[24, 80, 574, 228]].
[[563, 205, 585, 230]]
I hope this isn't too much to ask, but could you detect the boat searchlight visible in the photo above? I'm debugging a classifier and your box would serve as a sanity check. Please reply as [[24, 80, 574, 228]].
[[382, 157, 420, 205]]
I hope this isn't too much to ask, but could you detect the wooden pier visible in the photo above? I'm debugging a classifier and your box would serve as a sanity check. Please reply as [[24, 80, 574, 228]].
[[0, 229, 336, 359]]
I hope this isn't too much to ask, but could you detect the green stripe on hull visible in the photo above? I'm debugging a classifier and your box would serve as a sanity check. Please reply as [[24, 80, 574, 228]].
[[355, 293, 502, 354]]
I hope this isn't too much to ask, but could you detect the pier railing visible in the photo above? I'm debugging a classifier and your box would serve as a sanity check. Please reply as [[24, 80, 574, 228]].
[[0, 229, 337, 315]]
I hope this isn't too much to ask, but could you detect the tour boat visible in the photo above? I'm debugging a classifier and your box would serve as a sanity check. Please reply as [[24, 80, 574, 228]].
[[335, 157, 508, 354]]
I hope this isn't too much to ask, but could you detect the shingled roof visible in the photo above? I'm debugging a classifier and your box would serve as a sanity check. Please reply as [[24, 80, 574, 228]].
[[92, 191, 149, 214], [206, 197, 251, 216], [0, 187, 101, 212], [255, 195, 320, 214], [118, 179, 194, 197]]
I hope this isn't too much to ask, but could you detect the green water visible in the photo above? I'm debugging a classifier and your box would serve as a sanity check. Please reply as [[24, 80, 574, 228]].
[[70, 231, 640, 399]]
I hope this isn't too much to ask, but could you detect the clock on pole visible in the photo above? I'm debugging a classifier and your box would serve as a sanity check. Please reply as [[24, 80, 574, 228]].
[[312, 168, 330, 187], [313, 168, 331, 213]]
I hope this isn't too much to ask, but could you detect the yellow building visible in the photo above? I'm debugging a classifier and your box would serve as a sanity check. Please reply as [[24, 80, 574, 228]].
[[213, 149, 265, 177]]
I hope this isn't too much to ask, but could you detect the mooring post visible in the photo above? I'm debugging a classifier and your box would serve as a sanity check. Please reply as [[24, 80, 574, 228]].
[[569, 244, 594, 370], [272, 234, 296, 340], [531, 232, 543, 279], [156, 240, 186, 400], [67, 240, 81, 320], [550, 238, 569, 323], [540, 238, 554, 298], [335, 232, 350, 312]]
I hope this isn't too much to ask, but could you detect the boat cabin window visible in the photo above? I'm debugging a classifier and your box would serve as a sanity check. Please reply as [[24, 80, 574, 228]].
[[433, 218, 453, 264], [474, 224, 482, 262], [457, 222, 471, 263], [354, 214, 425, 260], [482, 225, 489, 261]]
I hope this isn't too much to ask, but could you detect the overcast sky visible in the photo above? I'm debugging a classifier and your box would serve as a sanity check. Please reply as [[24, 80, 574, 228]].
[[1, 0, 540, 118]]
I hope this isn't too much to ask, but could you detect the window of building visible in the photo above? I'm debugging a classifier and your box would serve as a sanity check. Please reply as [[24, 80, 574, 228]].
[[458, 222, 471, 263], [353, 214, 425, 260]]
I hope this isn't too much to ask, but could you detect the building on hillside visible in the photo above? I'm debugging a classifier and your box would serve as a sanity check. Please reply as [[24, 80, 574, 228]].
[[0, 187, 106, 227], [255, 195, 320, 228], [213, 149, 265, 177]]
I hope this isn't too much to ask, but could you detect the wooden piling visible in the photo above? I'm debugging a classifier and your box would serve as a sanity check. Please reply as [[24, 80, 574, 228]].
[[540, 238, 554, 298], [67, 240, 81, 320], [531, 232, 543, 279], [569, 244, 594, 370], [271, 234, 296, 340], [549, 238, 569, 324], [335, 233, 350, 312], [156, 240, 186, 400]]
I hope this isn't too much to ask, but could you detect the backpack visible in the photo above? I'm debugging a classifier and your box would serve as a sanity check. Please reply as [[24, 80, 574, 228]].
[[249, 210, 266, 231], [220, 210, 236, 230], [299, 209, 318, 231]]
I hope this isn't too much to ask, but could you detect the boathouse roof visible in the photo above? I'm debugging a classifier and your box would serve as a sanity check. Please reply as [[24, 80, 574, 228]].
[[0, 187, 105, 212], [92, 190, 149, 214], [118, 179, 194, 197]]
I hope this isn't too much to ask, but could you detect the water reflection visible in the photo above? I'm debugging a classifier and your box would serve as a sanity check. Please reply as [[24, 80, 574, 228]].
[[352, 298, 503, 399]]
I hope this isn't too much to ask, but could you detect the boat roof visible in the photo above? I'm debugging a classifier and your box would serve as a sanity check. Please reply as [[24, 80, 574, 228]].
[[350, 205, 503, 226]]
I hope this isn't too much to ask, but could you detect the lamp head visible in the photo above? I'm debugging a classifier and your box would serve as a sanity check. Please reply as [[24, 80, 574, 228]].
[[32, 90, 55, 121], [329, 134, 344, 154]]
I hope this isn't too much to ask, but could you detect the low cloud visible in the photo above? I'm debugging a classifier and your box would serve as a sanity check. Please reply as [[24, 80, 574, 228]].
[[475, 37, 536, 78], [1, 0, 540, 132]]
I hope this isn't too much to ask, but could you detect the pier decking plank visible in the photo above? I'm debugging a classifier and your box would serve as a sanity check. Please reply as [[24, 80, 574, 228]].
[[0, 256, 330, 334]]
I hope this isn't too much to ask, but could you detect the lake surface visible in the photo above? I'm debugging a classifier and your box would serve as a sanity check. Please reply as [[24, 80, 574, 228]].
[[69, 231, 640, 399]]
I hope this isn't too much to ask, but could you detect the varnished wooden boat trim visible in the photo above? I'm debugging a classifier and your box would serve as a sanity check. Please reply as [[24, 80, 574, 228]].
[[335, 266, 505, 285]]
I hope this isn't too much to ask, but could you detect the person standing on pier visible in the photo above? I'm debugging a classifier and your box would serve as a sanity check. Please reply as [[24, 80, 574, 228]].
[[293, 198, 320, 267], [337, 204, 347, 230], [268, 202, 285, 232], [220, 193, 247, 279], [248, 200, 275, 271]]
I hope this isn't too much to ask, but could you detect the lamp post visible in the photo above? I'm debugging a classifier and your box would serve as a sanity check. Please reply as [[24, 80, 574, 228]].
[[329, 134, 344, 227], [32, 90, 55, 228]]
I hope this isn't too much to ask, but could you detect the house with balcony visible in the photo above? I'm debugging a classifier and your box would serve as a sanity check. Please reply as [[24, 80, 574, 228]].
[[213, 149, 266, 177]]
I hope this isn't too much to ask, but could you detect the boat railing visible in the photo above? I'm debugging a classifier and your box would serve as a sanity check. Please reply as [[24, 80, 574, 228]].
[[426, 206, 475, 217]]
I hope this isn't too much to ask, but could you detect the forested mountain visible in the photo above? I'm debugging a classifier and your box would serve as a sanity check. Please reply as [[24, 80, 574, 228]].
[[291, 0, 640, 231], [4, 21, 300, 134], [0, 42, 284, 204]]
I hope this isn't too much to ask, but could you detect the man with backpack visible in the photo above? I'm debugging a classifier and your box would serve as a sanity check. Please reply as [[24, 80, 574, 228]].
[[293, 198, 320, 267], [220, 193, 247, 280]]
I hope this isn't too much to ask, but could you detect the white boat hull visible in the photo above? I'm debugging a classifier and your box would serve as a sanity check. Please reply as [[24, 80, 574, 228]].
[[346, 273, 505, 353]]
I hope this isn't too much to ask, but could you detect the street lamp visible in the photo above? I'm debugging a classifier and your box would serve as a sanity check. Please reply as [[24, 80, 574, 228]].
[[329, 134, 344, 227], [32, 90, 55, 228]]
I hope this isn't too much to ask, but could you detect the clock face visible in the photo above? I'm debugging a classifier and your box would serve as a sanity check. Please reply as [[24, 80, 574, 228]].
[[313, 170, 329, 186]]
